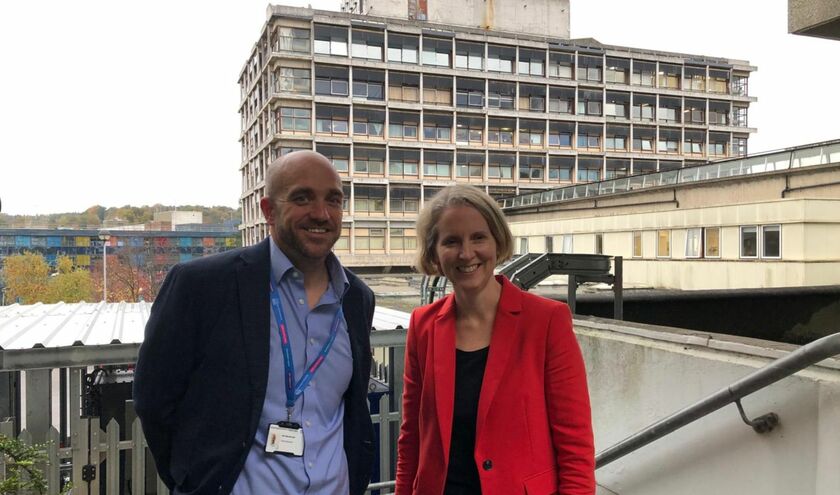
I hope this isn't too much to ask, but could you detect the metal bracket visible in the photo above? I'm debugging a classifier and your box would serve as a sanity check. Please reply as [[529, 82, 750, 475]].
[[82, 464, 96, 482], [82, 368, 106, 418], [735, 399, 779, 434]]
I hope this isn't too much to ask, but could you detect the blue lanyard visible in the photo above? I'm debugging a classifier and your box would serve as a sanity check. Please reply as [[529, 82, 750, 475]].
[[269, 277, 343, 420]]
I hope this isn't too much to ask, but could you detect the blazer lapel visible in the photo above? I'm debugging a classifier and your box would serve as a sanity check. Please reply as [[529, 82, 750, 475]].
[[237, 238, 271, 432], [433, 295, 457, 461], [476, 276, 522, 438]]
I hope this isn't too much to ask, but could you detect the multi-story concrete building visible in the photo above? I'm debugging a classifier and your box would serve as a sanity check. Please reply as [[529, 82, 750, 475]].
[[238, 2, 756, 268]]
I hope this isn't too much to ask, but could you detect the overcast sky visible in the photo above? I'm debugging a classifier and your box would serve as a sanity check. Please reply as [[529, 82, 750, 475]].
[[1, 0, 837, 215]]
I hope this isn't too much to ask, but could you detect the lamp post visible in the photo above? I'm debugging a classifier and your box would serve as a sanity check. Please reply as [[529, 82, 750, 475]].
[[99, 232, 111, 302]]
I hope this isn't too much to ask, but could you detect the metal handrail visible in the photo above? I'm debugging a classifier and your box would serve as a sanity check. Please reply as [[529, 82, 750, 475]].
[[596, 331, 840, 469]]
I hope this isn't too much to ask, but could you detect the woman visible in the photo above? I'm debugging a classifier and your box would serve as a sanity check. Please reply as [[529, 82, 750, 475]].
[[395, 185, 595, 495]]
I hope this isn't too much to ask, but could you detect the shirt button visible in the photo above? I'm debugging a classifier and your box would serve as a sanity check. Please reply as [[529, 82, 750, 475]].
[[298, 298, 305, 305], [482, 459, 493, 470], [310, 338, 316, 345], [292, 271, 298, 278], [308, 462, 314, 468], [305, 420, 311, 427]]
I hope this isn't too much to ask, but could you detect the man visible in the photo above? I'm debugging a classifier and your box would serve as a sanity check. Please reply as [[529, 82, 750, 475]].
[[134, 151, 376, 494]]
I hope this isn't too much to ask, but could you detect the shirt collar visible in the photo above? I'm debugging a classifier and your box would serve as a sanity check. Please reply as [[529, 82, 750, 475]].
[[269, 239, 349, 299]]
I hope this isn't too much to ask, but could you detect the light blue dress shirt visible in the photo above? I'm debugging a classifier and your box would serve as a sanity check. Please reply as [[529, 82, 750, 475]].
[[232, 241, 352, 494]]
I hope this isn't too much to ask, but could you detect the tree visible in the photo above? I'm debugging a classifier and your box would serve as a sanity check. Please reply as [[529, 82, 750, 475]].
[[1, 252, 49, 305], [44, 256, 93, 304], [91, 249, 157, 302]]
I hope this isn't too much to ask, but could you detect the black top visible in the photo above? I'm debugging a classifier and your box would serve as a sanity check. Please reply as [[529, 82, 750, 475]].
[[444, 346, 490, 495]]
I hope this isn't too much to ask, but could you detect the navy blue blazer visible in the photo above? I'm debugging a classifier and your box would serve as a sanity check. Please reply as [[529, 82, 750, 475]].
[[133, 238, 376, 495]]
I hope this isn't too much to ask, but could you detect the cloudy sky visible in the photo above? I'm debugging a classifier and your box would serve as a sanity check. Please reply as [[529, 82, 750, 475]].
[[1, 0, 837, 215]]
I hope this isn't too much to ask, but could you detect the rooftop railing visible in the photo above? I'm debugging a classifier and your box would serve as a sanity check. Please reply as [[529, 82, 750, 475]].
[[499, 140, 840, 210]]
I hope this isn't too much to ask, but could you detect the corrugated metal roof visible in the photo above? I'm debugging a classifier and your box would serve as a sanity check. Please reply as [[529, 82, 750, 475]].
[[0, 302, 410, 351]]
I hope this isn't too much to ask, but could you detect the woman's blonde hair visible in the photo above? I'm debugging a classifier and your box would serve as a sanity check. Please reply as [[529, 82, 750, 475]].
[[415, 184, 513, 275]]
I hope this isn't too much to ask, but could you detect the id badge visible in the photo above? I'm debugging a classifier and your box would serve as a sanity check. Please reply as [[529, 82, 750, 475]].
[[265, 421, 304, 456]]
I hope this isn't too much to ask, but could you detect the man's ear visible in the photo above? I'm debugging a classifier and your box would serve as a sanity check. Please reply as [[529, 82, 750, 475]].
[[259, 197, 275, 223]]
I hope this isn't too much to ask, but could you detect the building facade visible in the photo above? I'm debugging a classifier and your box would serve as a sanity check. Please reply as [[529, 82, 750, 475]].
[[239, 3, 756, 267], [501, 140, 840, 290]]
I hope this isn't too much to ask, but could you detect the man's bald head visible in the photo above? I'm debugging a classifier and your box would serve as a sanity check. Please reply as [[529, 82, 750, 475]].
[[265, 150, 340, 204]]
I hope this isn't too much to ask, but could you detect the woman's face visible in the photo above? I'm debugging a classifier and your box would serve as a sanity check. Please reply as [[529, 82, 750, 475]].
[[434, 205, 498, 295]]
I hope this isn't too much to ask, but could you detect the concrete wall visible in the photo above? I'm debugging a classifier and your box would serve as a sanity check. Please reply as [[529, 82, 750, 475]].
[[576, 317, 840, 494], [363, 0, 570, 38], [789, 0, 840, 40]]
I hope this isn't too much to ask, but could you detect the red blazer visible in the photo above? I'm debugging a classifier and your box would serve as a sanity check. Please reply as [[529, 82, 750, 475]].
[[395, 275, 595, 495]]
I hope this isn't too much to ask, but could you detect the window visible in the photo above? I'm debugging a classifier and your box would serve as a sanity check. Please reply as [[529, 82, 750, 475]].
[[549, 156, 573, 181], [684, 99, 705, 124], [423, 112, 453, 142], [605, 58, 630, 84], [354, 185, 386, 213], [632, 94, 655, 121], [762, 225, 781, 258], [519, 154, 545, 180], [456, 151, 485, 179], [549, 122, 574, 148], [422, 37, 452, 67], [424, 186, 443, 203], [314, 65, 349, 96], [578, 90, 602, 116], [605, 159, 630, 179], [577, 157, 602, 182], [276, 107, 310, 134], [334, 226, 351, 250], [390, 227, 418, 250], [388, 33, 419, 63], [732, 74, 749, 96], [518, 48, 545, 76], [316, 144, 350, 172], [518, 120, 545, 148], [355, 227, 385, 251], [456, 116, 484, 145], [389, 111, 419, 140], [733, 106, 748, 127], [594, 234, 603, 255], [389, 72, 420, 102], [487, 45, 515, 73], [313, 24, 348, 56], [605, 92, 629, 119], [424, 150, 453, 177], [577, 124, 602, 150], [708, 101, 730, 125], [353, 147, 386, 175], [560, 234, 573, 253], [315, 105, 349, 135], [605, 125, 629, 151], [274, 67, 310, 94], [657, 230, 671, 257], [632, 61, 655, 87], [389, 148, 420, 177], [577, 55, 603, 82], [351, 29, 383, 60], [545, 236, 554, 253], [709, 70, 730, 94], [456, 41, 484, 70], [488, 118, 515, 147], [705, 227, 720, 258], [456, 78, 484, 108], [658, 97, 681, 123], [632, 231, 642, 257], [658, 128, 680, 154], [519, 84, 546, 112], [487, 81, 516, 109], [658, 64, 681, 89], [352, 107, 385, 138], [548, 51, 573, 78], [488, 152, 515, 179], [740, 226, 758, 258], [389, 186, 420, 213], [548, 87, 574, 114], [519, 237, 529, 255], [685, 228, 702, 258], [634, 159, 658, 175], [684, 66, 706, 92], [708, 133, 729, 156], [684, 130, 705, 156], [423, 75, 452, 105], [273, 27, 309, 53], [352, 69, 385, 101], [733, 136, 748, 157]]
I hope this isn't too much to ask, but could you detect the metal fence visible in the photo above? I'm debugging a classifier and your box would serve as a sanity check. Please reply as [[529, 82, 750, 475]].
[[0, 330, 407, 494]]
